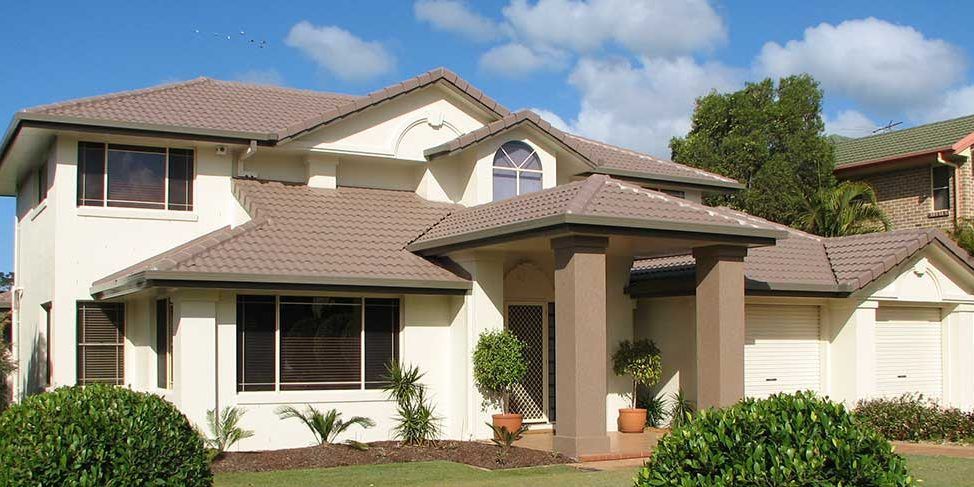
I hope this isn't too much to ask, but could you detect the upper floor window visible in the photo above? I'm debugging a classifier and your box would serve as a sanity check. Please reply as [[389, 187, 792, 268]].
[[493, 141, 542, 201], [36, 162, 48, 204], [932, 165, 952, 211], [77, 142, 194, 211]]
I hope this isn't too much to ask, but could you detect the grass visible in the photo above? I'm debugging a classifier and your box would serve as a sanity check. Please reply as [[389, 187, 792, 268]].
[[215, 455, 974, 487]]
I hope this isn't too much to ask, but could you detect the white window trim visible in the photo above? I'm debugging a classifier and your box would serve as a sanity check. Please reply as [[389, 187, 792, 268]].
[[77, 206, 198, 222], [493, 142, 544, 200], [79, 143, 196, 212]]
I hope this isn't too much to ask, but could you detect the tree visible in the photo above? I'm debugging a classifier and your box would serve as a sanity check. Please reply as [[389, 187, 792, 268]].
[[796, 181, 891, 237], [670, 75, 836, 227], [0, 272, 11, 292]]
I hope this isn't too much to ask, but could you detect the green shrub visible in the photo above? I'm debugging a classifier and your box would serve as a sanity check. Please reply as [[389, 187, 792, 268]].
[[0, 384, 212, 486], [473, 330, 527, 413], [205, 406, 254, 455], [384, 362, 442, 446], [855, 394, 974, 443], [0, 336, 14, 412], [612, 339, 662, 409], [951, 218, 974, 255], [636, 391, 915, 486], [637, 391, 667, 428], [667, 389, 694, 429], [275, 405, 375, 447]]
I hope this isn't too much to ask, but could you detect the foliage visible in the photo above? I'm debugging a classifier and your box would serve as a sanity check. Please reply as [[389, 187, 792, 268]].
[[612, 339, 662, 409], [951, 218, 974, 256], [0, 337, 15, 412], [206, 406, 254, 456], [0, 272, 12, 291], [275, 405, 375, 448], [667, 390, 694, 429], [796, 181, 892, 237], [637, 392, 667, 428], [0, 384, 211, 486], [670, 75, 836, 227], [855, 394, 974, 443], [384, 362, 442, 446], [636, 391, 915, 486], [487, 422, 529, 449], [473, 330, 527, 414]]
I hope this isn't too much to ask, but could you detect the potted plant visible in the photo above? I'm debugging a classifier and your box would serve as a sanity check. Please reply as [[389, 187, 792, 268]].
[[473, 329, 528, 435], [612, 339, 662, 433]]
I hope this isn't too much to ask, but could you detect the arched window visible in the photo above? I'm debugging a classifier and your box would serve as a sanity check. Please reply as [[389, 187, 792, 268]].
[[492, 141, 543, 201]]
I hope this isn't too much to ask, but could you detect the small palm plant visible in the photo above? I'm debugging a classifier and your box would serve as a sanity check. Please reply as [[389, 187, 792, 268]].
[[205, 406, 254, 456], [796, 181, 891, 237], [275, 405, 375, 449], [668, 390, 695, 429], [384, 361, 442, 446]]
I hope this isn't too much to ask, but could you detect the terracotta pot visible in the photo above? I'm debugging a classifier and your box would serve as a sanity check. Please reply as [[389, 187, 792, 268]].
[[618, 408, 647, 433], [491, 413, 524, 438]]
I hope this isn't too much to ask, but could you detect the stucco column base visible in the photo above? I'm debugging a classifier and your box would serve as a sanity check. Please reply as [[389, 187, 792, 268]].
[[551, 235, 610, 457], [694, 245, 747, 410]]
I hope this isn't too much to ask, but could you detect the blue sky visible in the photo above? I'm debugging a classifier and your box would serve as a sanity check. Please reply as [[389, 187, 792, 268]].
[[1, 0, 973, 273]]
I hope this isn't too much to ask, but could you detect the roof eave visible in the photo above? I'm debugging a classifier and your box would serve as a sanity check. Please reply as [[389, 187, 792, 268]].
[[408, 213, 786, 254], [585, 167, 743, 192], [834, 146, 951, 174], [90, 270, 472, 300]]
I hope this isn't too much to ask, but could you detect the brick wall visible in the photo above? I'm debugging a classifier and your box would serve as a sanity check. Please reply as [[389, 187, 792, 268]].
[[852, 165, 955, 231]]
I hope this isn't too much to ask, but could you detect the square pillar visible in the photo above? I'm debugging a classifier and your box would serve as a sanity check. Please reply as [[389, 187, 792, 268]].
[[172, 292, 219, 430], [826, 301, 877, 406], [551, 235, 610, 457], [694, 245, 747, 409]]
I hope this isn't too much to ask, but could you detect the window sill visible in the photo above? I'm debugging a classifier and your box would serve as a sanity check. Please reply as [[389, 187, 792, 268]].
[[29, 200, 47, 222], [77, 206, 198, 222], [236, 388, 391, 405], [928, 210, 950, 218]]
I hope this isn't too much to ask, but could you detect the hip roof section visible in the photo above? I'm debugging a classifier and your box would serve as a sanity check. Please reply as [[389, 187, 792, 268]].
[[834, 114, 974, 168]]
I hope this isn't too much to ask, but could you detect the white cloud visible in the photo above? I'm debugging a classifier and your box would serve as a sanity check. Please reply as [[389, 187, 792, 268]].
[[913, 85, 974, 123], [525, 108, 570, 131], [824, 109, 877, 137], [233, 68, 284, 86], [567, 57, 742, 157], [756, 18, 965, 113], [285, 21, 395, 82], [501, 0, 726, 57], [414, 0, 500, 42], [479, 43, 567, 77]]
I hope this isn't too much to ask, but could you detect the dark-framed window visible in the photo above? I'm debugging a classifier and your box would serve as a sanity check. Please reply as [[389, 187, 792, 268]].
[[77, 142, 194, 211], [76, 301, 125, 385], [492, 141, 543, 201], [236, 295, 400, 392], [155, 299, 173, 389], [36, 162, 48, 204], [932, 165, 952, 211]]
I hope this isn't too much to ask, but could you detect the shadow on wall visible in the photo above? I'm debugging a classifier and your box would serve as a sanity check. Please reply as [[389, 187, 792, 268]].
[[21, 332, 47, 398]]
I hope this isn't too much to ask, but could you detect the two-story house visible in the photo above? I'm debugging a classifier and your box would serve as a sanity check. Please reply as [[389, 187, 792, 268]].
[[3, 68, 974, 458], [833, 114, 974, 230]]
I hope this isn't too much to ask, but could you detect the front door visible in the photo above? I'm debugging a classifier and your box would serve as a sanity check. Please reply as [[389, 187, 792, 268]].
[[506, 303, 550, 423]]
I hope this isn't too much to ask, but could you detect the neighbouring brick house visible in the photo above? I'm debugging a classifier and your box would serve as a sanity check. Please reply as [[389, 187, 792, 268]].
[[834, 115, 974, 230]]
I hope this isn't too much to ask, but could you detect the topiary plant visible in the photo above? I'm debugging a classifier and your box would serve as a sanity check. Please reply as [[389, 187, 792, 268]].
[[473, 330, 527, 414], [636, 391, 916, 486], [612, 339, 662, 409], [0, 384, 212, 486]]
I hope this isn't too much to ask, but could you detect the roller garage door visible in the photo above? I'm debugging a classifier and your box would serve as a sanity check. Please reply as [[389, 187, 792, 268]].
[[876, 307, 943, 400], [745, 305, 822, 398]]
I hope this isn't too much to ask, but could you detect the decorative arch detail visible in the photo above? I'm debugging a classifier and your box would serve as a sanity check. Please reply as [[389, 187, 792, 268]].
[[505, 260, 554, 302], [392, 114, 462, 159]]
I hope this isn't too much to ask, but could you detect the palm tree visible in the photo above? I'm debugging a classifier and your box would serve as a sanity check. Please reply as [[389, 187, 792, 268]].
[[796, 181, 891, 237], [275, 405, 375, 448]]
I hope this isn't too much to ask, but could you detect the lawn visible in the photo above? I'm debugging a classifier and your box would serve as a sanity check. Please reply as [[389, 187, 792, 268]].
[[214, 455, 974, 487]]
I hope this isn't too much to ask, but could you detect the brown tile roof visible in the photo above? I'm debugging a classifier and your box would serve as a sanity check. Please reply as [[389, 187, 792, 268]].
[[92, 179, 469, 296], [10, 69, 739, 192], [26, 78, 357, 138], [409, 174, 783, 252], [0, 290, 10, 310], [631, 213, 974, 295]]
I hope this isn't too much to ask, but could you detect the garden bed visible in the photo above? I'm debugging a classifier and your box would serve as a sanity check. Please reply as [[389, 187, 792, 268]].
[[211, 440, 571, 473]]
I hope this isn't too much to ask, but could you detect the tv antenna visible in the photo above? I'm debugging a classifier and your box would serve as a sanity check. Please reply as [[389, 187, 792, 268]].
[[872, 120, 902, 134]]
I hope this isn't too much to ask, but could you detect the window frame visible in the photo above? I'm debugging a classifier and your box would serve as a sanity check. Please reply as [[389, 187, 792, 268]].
[[931, 164, 952, 212], [77, 141, 196, 211], [155, 298, 174, 390], [492, 141, 544, 201], [76, 301, 125, 386], [36, 162, 48, 205], [42, 302, 52, 387], [236, 294, 402, 393]]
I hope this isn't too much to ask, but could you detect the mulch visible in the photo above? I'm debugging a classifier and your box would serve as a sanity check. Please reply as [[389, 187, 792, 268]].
[[211, 440, 572, 473]]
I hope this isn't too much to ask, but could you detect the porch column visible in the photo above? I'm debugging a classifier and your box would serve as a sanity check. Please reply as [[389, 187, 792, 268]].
[[172, 291, 219, 430], [694, 245, 747, 409], [551, 235, 610, 457]]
